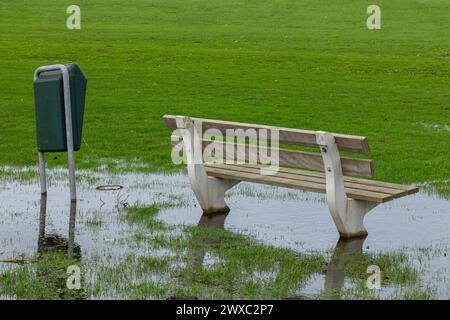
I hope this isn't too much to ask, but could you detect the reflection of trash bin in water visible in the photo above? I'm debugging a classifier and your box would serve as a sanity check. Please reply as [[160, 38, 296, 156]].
[[35, 195, 85, 299], [38, 195, 81, 260]]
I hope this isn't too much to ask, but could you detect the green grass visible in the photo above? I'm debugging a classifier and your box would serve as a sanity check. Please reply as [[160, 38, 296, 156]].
[[84, 217, 103, 228], [0, 252, 85, 300], [91, 204, 433, 299], [0, 203, 438, 299], [0, 0, 449, 191], [343, 251, 418, 284], [0, 0, 448, 300], [92, 204, 330, 299]]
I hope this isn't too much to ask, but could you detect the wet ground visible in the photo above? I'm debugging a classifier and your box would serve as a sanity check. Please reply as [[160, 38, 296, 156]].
[[0, 166, 449, 299]]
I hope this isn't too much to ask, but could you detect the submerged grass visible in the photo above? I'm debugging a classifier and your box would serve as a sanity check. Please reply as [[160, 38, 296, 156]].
[[0, 201, 440, 299], [420, 180, 450, 200], [88, 204, 432, 299], [0, 252, 85, 300], [343, 251, 418, 285], [84, 218, 103, 229], [86, 203, 328, 299], [0, 167, 38, 183]]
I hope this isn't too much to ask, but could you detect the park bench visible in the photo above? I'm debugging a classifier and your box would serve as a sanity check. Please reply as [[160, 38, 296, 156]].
[[163, 115, 419, 238]]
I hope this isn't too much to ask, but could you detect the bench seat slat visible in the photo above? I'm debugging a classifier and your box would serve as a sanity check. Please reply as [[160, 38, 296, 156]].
[[219, 163, 418, 195], [213, 164, 412, 198], [205, 165, 392, 203], [204, 163, 418, 203]]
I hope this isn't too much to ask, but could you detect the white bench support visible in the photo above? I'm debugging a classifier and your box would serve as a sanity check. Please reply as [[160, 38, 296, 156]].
[[316, 131, 378, 238], [176, 116, 239, 214]]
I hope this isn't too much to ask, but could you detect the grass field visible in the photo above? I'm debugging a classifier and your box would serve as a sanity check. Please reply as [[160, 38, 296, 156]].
[[0, 0, 449, 188], [0, 1, 449, 299]]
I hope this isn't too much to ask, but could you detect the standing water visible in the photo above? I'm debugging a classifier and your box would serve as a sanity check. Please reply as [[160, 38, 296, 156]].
[[0, 167, 448, 299]]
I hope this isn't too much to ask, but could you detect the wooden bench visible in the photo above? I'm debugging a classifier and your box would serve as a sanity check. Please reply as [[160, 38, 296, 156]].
[[163, 115, 419, 238]]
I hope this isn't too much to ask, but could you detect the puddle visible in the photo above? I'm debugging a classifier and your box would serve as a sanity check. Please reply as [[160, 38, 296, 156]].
[[418, 121, 450, 132], [0, 167, 448, 299]]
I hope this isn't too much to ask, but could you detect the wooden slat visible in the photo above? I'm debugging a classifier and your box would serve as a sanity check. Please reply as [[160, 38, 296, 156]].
[[262, 167, 419, 194], [209, 163, 416, 198], [237, 164, 418, 195], [170, 138, 374, 177], [164, 115, 370, 153], [204, 164, 394, 203]]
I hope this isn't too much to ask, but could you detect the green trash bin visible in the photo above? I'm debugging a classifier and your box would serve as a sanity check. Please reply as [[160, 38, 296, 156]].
[[34, 63, 87, 152]]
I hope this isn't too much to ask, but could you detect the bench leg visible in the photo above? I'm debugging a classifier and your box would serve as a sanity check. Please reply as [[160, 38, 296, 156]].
[[333, 199, 377, 238], [190, 169, 239, 214], [175, 116, 240, 214], [316, 131, 378, 238]]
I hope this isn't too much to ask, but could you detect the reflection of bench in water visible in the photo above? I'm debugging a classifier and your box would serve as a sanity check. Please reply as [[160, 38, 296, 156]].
[[188, 211, 367, 299], [323, 237, 366, 300], [38, 195, 81, 260], [164, 115, 419, 238], [187, 213, 227, 270]]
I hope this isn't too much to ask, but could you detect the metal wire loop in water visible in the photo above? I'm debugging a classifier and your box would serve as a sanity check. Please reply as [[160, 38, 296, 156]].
[[95, 185, 124, 191]]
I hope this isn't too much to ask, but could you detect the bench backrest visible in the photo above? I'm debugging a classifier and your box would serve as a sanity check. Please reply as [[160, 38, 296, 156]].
[[164, 115, 374, 177]]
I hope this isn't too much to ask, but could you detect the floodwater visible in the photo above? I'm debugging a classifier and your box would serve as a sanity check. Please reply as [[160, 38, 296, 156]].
[[0, 167, 449, 299]]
